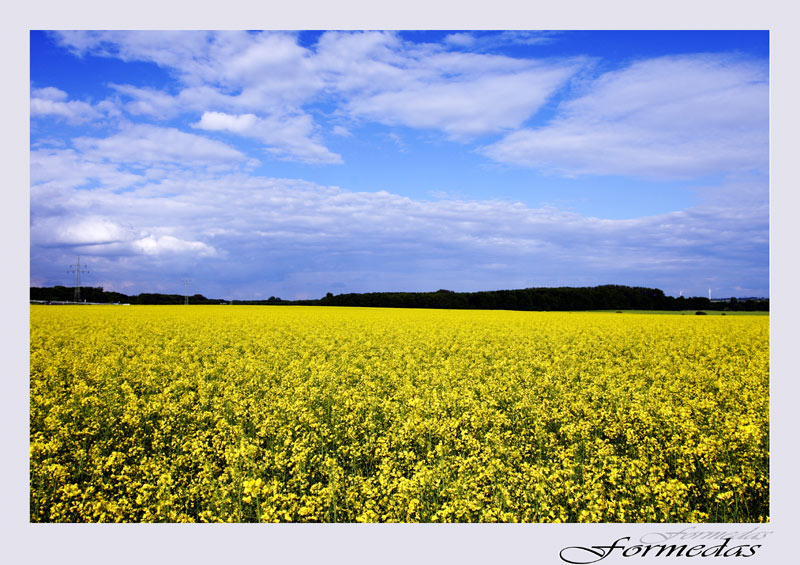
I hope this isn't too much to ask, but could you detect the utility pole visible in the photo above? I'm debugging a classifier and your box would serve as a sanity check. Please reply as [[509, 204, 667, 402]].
[[68, 256, 89, 302], [183, 278, 191, 305]]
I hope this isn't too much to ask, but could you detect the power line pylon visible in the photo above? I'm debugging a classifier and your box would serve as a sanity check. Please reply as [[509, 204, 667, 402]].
[[183, 278, 191, 305], [68, 256, 89, 302]]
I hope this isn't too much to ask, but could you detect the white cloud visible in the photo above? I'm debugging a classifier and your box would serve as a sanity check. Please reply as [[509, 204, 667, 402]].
[[443, 33, 476, 48], [193, 111, 258, 133], [347, 66, 576, 139], [30, 148, 142, 191], [31, 213, 217, 261], [444, 31, 561, 50], [32, 216, 132, 247], [316, 31, 580, 138], [72, 123, 248, 167], [56, 30, 583, 156], [313, 31, 407, 92], [53, 31, 225, 83], [331, 125, 352, 137], [53, 33, 765, 174], [32, 86, 68, 101], [482, 55, 768, 178], [30, 86, 118, 124], [220, 32, 321, 100], [54, 31, 319, 106], [30, 158, 768, 297], [491, 31, 561, 47], [109, 84, 181, 119], [131, 235, 217, 256], [192, 111, 342, 164]]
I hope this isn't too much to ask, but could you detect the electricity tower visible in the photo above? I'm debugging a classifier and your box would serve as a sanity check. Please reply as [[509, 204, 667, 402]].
[[68, 256, 89, 302], [183, 278, 191, 305]]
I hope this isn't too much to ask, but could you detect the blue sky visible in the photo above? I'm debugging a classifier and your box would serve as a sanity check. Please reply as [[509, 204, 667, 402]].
[[29, 30, 769, 300]]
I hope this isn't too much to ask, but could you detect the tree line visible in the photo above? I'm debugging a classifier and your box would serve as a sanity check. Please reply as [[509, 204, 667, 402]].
[[30, 286, 224, 305], [30, 284, 769, 311], [312, 286, 768, 311]]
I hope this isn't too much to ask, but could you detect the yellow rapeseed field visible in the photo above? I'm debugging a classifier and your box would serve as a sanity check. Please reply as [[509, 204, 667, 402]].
[[29, 305, 769, 523]]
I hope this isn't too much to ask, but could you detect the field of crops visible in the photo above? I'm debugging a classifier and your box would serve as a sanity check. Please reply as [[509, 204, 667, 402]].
[[29, 305, 769, 523]]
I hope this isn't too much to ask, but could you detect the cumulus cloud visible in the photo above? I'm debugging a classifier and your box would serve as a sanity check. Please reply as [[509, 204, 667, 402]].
[[492, 31, 562, 46], [108, 84, 181, 119], [32, 86, 68, 101], [51, 30, 583, 157], [31, 86, 118, 124], [46, 32, 765, 175], [316, 31, 580, 139], [192, 111, 342, 164], [53, 31, 336, 164], [30, 148, 142, 191], [444, 31, 561, 50], [443, 33, 476, 48], [72, 123, 248, 167], [482, 55, 768, 179], [52, 31, 228, 84], [31, 212, 217, 262], [30, 163, 768, 298], [193, 111, 258, 133], [346, 65, 576, 139], [331, 125, 352, 137], [131, 235, 217, 256], [31, 216, 132, 247]]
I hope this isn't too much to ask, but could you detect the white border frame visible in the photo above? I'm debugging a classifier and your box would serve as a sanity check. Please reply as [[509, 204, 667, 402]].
[[7, 2, 798, 563]]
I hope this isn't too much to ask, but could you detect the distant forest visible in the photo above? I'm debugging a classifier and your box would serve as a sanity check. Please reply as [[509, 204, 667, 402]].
[[30, 285, 769, 312]]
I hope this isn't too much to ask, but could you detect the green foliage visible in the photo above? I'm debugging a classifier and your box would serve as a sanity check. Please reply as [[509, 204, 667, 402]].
[[30, 285, 769, 312], [30, 287, 222, 305]]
